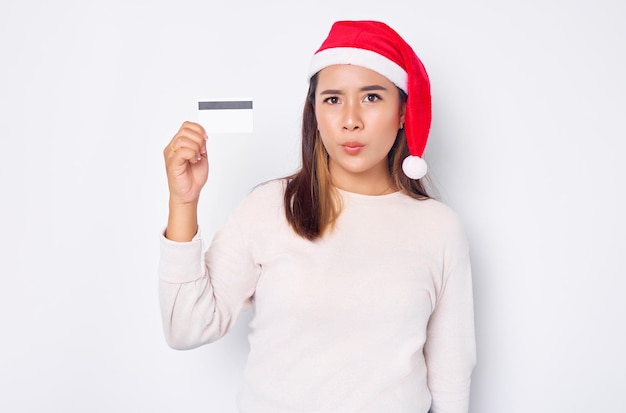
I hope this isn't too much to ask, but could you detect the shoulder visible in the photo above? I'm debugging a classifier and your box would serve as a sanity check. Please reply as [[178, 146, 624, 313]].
[[394, 194, 469, 251], [243, 178, 287, 208], [398, 193, 464, 229], [229, 178, 287, 225]]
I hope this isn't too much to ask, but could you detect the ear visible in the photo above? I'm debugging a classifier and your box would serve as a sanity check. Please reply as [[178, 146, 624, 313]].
[[399, 102, 407, 127]]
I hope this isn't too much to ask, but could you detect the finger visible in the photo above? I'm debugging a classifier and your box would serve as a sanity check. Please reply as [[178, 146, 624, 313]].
[[180, 121, 208, 139], [169, 125, 207, 154], [172, 133, 206, 155], [178, 122, 208, 148], [166, 141, 208, 171], [175, 131, 207, 155]]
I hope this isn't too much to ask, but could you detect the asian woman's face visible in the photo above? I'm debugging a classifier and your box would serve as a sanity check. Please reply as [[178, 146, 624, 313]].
[[314, 64, 405, 189]]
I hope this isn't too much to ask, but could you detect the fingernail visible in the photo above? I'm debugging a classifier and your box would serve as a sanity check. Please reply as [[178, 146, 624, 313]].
[[203, 134, 208, 140]]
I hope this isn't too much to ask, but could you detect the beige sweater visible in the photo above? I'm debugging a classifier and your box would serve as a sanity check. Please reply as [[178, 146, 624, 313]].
[[159, 179, 476, 413]]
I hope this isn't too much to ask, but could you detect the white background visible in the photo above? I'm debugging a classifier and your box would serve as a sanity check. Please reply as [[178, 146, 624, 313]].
[[1, 0, 625, 412]]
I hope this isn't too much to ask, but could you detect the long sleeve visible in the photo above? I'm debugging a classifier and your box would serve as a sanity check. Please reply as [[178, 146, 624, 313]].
[[158, 211, 261, 350], [424, 221, 476, 413]]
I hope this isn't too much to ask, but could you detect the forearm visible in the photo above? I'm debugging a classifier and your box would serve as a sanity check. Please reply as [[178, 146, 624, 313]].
[[159, 277, 222, 350], [158, 234, 227, 350], [165, 199, 198, 242]]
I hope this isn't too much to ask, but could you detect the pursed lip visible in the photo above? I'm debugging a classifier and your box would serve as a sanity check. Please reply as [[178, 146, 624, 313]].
[[341, 141, 365, 155], [341, 141, 364, 149]]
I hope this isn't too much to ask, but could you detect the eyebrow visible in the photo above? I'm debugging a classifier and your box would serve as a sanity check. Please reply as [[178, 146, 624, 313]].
[[319, 85, 389, 95]]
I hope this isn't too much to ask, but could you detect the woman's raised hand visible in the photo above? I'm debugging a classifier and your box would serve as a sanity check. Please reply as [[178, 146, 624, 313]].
[[163, 121, 209, 206], [163, 121, 208, 241]]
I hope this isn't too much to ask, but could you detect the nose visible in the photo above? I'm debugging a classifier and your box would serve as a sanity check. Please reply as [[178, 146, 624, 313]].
[[342, 100, 363, 131]]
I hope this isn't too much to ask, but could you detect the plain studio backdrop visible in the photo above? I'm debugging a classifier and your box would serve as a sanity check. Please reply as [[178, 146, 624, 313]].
[[1, 0, 624, 411]]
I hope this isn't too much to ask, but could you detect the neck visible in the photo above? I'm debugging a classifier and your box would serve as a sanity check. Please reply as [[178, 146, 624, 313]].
[[329, 165, 395, 196]]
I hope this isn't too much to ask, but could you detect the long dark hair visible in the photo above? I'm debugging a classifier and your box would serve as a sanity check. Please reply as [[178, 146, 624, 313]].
[[283, 73, 433, 241]]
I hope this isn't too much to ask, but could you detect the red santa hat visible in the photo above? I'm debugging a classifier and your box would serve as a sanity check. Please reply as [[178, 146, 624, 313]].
[[308, 20, 431, 179]]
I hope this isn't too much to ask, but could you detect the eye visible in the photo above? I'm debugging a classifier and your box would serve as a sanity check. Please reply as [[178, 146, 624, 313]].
[[365, 93, 381, 102], [324, 96, 340, 104]]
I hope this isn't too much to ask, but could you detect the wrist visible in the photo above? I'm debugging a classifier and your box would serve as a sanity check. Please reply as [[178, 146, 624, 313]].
[[168, 197, 199, 210]]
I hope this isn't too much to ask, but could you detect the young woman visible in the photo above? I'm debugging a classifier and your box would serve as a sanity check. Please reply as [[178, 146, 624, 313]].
[[160, 20, 475, 413]]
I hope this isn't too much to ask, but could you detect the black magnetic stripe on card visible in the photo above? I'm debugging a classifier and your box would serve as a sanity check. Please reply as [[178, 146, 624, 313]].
[[198, 101, 253, 110]]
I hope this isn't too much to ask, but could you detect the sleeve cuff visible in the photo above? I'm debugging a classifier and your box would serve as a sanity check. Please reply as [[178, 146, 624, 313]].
[[158, 227, 205, 284]]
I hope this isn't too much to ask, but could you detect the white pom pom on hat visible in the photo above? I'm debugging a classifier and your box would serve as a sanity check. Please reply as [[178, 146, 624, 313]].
[[308, 20, 432, 180], [402, 156, 428, 180]]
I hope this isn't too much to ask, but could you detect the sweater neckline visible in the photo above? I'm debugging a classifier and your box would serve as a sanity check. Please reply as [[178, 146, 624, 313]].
[[335, 187, 404, 202]]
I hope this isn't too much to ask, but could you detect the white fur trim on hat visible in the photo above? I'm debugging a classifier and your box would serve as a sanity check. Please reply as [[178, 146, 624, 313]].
[[308, 47, 408, 93]]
